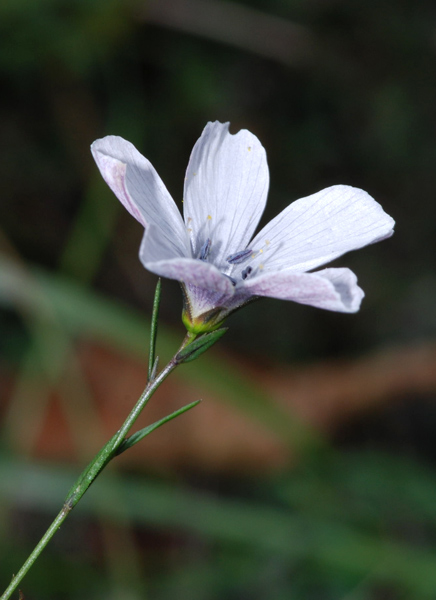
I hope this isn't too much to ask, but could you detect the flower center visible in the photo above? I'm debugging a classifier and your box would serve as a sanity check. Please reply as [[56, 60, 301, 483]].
[[226, 248, 255, 280], [191, 216, 258, 282]]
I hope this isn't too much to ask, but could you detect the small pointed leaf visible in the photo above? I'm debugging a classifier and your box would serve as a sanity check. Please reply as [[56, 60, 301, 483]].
[[116, 400, 201, 455], [176, 328, 227, 363]]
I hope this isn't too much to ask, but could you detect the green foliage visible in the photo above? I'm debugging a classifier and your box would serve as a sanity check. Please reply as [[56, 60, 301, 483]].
[[0, 0, 132, 75]]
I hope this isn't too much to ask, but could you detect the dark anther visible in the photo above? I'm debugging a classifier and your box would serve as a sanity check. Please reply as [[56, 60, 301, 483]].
[[226, 249, 252, 264], [241, 266, 252, 280], [198, 238, 211, 261]]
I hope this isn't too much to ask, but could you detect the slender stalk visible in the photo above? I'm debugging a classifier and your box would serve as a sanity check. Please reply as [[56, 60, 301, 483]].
[[1, 508, 69, 600], [1, 331, 196, 600]]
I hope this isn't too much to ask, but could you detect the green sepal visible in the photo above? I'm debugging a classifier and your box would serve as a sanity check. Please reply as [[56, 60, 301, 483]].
[[181, 305, 225, 335], [180, 283, 226, 334], [176, 328, 227, 363], [115, 400, 201, 455]]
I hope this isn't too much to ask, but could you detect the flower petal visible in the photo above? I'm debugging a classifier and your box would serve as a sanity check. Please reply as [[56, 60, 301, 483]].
[[140, 226, 235, 295], [248, 185, 395, 274], [183, 122, 269, 271], [243, 267, 364, 312], [91, 136, 189, 257], [182, 283, 250, 321]]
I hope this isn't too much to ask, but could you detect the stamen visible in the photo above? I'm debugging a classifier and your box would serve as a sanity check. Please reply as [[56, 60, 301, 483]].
[[241, 266, 252, 280], [226, 249, 252, 264], [198, 238, 211, 261]]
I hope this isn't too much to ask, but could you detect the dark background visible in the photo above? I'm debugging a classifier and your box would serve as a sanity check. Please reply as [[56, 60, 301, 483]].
[[1, 1, 436, 598]]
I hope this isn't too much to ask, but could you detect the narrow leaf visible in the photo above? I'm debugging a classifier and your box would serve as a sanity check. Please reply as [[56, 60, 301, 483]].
[[176, 328, 227, 363], [150, 356, 159, 381], [116, 400, 201, 455], [148, 278, 162, 381]]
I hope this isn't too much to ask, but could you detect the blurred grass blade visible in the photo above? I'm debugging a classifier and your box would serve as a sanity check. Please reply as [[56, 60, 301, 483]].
[[58, 177, 120, 284], [148, 278, 161, 381], [2, 455, 436, 596], [116, 400, 201, 455]]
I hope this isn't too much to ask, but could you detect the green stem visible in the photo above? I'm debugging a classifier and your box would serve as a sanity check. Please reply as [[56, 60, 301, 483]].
[[1, 508, 69, 600], [113, 330, 195, 452], [1, 331, 196, 600]]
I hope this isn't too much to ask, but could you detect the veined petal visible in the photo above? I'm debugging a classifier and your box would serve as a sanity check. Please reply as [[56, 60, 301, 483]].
[[243, 267, 364, 313], [183, 122, 269, 271], [182, 283, 250, 321], [140, 226, 235, 294], [248, 185, 395, 274], [91, 136, 189, 257]]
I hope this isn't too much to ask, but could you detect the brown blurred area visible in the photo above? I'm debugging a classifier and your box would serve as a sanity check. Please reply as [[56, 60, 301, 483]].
[[3, 340, 436, 474]]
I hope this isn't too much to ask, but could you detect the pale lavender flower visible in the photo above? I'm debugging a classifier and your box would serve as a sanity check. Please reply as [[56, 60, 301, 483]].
[[91, 122, 394, 333]]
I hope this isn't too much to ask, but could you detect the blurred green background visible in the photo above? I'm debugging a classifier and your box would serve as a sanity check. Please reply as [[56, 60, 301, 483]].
[[2, 0, 436, 598]]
